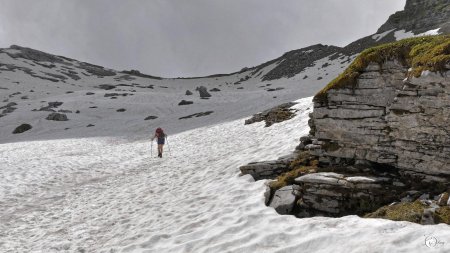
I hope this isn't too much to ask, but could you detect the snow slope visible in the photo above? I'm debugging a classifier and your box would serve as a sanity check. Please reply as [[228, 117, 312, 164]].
[[1, 97, 450, 253], [0, 46, 347, 144]]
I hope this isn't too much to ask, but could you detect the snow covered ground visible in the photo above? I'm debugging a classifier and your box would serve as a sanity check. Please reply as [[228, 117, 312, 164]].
[[2, 97, 450, 253], [0, 46, 350, 144]]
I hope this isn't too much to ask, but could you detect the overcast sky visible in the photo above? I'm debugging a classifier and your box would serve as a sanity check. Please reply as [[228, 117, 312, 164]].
[[0, 0, 406, 77]]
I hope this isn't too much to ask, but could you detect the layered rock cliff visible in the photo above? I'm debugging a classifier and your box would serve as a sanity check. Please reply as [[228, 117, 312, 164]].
[[310, 36, 450, 187], [240, 35, 450, 224]]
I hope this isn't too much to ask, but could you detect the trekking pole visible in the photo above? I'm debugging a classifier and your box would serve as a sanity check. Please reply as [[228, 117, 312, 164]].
[[166, 136, 171, 156]]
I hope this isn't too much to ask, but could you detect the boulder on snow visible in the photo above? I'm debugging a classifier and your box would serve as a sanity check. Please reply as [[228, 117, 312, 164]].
[[269, 185, 297, 215], [195, 86, 211, 98], [12, 123, 32, 134], [178, 100, 193, 106], [96, 84, 116, 90], [46, 112, 68, 121], [185, 90, 193, 95], [145, 115, 158, 120]]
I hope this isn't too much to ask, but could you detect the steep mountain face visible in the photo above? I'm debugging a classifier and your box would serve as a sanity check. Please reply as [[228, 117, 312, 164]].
[[377, 0, 450, 34], [259, 0, 450, 81]]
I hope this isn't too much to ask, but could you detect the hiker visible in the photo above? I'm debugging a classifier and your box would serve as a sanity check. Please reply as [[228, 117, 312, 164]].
[[151, 127, 166, 158]]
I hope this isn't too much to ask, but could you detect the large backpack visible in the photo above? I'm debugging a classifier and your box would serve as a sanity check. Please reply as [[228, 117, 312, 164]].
[[155, 128, 165, 142]]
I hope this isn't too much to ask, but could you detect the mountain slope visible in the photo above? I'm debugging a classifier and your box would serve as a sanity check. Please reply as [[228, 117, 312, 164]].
[[0, 44, 348, 144]]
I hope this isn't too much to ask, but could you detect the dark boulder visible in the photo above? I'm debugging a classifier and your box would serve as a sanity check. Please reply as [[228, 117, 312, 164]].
[[13, 123, 32, 134], [195, 86, 211, 98], [178, 100, 193, 106], [145, 116, 158, 120], [46, 113, 68, 121]]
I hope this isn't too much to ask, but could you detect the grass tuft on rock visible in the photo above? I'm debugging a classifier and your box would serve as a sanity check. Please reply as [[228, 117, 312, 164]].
[[364, 200, 425, 223], [364, 200, 450, 225], [269, 151, 318, 191], [314, 35, 450, 103], [435, 207, 450, 224]]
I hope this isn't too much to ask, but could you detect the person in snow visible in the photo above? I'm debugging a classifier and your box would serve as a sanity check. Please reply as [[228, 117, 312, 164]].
[[152, 127, 166, 158]]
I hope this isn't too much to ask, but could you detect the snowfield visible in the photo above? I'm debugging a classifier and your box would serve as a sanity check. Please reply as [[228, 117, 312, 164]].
[[1, 97, 450, 253]]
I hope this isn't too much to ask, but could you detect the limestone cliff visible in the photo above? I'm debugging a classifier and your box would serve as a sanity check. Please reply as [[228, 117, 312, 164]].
[[310, 36, 450, 187]]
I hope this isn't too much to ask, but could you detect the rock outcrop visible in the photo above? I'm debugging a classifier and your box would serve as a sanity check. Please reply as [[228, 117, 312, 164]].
[[377, 0, 450, 35], [240, 153, 297, 180], [244, 102, 297, 127], [311, 42, 450, 187], [297, 36, 450, 220], [294, 172, 406, 217], [241, 36, 450, 225]]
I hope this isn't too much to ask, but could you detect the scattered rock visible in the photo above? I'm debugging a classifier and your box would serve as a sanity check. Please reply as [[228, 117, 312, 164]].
[[185, 90, 193, 95], [79, 63, 116, 77], [245, 102, 296, 127], [105, 93, 128, 97], [210, 88, 221, 92], [46, 113, 68, 121], [87, 124, 95, 127], [195, 86, 211, 98], [178, 100, 193, 106], [38, 102, 63, 112], [179, 111, 213, 120], [12, 123, 32, 134], [116, 108, 126, 112], [1, 102, 18, 115], [145, 116, 158, 120], [267, 87, 284, 92], [86, 92, 95, 95], [96, 84, 116, 90]]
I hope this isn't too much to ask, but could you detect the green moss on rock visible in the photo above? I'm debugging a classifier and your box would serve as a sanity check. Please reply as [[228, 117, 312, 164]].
[[269, 152, 318, 191], [365, 200, 450, 225], [314, 35, 450, 103], [364, 200, 425, 223]]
